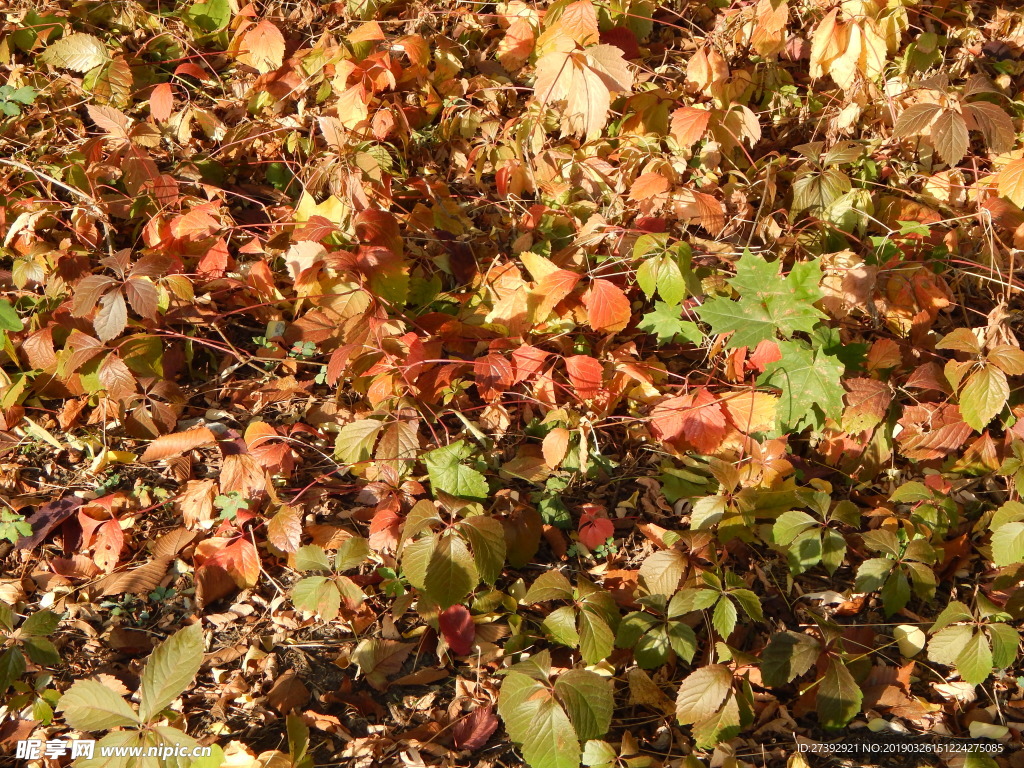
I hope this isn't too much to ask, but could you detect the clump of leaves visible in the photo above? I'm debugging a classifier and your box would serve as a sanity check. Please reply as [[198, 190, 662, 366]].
[[0, 604, 61, 693], [937, 328, 1024, 432], [0, 509, 32, 544], [399, 498, 505, 609], [926, 599, 1020, 686], [855, 529, 937, 616], [0, 85, 37, 117], [58, 624, 218, 767], [772, 490, 859, 575], [525, 570, 620, 664], [670, 569, 763, 640], [498, 650, 614, 768], [615, 593, 697, 669], [291, 537, 370, 621]]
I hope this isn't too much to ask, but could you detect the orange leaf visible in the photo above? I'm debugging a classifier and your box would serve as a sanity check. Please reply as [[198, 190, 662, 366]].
[[670, 106, 711, 146], [474, 353, 513, 401], [542, 427, 571, 468], [629, 172, 670, 201], [150, 83, 173, 122], [533, 268, 581, 322], [512, 344, 550, 383], [564, 355, 604, 401], [140, 427, 217, 463], [195, 537, 261, 588], [583, 278, 631, 332], [651, 388, 727, 453], [237, 20, 286, 74]]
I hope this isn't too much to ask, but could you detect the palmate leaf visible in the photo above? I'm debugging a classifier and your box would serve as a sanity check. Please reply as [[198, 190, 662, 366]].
[[758, 341, 845, 430], [697, 252, 825, 349]]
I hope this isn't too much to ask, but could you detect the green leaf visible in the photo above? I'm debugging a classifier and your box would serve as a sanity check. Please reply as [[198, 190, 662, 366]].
[[675, 665, 733, 725], [854, 557, 895, 593], [292, 576, 341, 621], [38, 33, 109, 72], [758, 341, 845, 430], [185, 0, 232, 33], [294, 545, 332, 572], [729, 589, 762, 622], [335, 418, 382, 465], [928, 625, 976, 666], [0, 300, 23, 332], [667, 621, 698, 663], [424, 533, 479, 609], [697, 251, 825, 349], [880, 569, 911, 616], [424, 440, 489, 500], [401, 534, 435, 590], [637, 302, 703, 345], [20, 609, 60, 636], [554, 669, 613, 741], [526, 570, 575, 602], [582, 740, 618, 768], [991, 521, 1024, 567], [816, 658, 862, 729], [0, 647, 26, 692], [499, 673, 580, 768], [335, 536, 370, 572], [460, 515, 506, 584], [59, 679, 142, 731], [959, 365, 1009, 432], [22, 637, 60, 666], [633, 624, 671, 668], [956, 630, 993, 686], [760, 631, 820, 687], [931, 601, 974, 633], [793, 168, 852, 212], [139, 623, 205, 722], [691, 694, 741, 749], [637, 253, 689, 305], [543, 606, 581, 648], [988, 622, 1020, 671], [821, 529, 846, 575], [712, 596, 737, 638], [615, 611, 657, 650], [578, 608, 615, 664], [773, 510, 818, 545]]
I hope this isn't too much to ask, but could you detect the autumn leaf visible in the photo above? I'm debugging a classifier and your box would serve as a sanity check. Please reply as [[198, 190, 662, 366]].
[[236, 20, 286, 73], [534, 40, 634, 138], [582, 278, 631, 332]]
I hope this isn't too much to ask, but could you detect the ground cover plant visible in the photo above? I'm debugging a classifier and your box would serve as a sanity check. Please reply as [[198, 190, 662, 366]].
[[2, 0, 1024, 766]]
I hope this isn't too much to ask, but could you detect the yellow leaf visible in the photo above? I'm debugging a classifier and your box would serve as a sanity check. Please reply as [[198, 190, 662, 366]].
[[295, 192, 350, 224], [721, 391, 778, 433], [998, 159, 1024, 207]]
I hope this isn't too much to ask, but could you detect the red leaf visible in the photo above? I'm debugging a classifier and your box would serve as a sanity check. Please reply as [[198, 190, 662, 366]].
[[579, 504, 614, 550], [582, 278, 631, 332], [198, 239, 231, 279], [452, 706, 499, 751], [564, 355, 603, 401], [194, 537, 261, 588], [651, 388, 727, 453], [474, 353, 513, 401], [438, 604, 475, 655], [368, 503, 402, 552], [150, 83, 174, 122], [512, 344, 549, 383]]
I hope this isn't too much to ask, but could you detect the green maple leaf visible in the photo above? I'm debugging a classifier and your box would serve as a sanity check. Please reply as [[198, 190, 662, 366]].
[[696, 251, 826, 348], [638, 302, 703, 345], [758, 341, 844, 430]]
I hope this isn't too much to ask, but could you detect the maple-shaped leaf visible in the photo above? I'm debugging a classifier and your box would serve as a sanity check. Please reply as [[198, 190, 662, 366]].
[[534, 40, 634, 139], [758, 340, 845, 430], [696, 251, 825, 348]]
